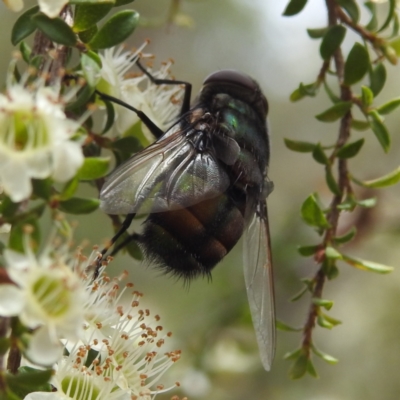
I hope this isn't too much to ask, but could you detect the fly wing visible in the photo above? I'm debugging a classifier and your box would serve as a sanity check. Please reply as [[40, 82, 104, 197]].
[[243, 199, 275, 371], [100, 124, 231, 215]]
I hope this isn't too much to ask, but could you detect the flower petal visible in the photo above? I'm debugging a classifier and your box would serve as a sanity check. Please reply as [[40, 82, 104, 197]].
[[1, 158, 31, 202], [0, 284, 24, 316], [3, 0, 24, 12], [26, 327, 63, 365], [52, 141, 84, 182], [38, 0, 68, 18]]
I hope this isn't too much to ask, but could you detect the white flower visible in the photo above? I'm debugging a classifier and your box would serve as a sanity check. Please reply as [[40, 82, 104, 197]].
[[2, 0, 68, 17], [0, 68, 84, 202], [0, 230, 87, 364], [98, 45, 184, 142]]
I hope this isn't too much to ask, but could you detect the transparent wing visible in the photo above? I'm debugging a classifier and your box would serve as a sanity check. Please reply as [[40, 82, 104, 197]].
[[100, 124, 231, 215], [243, 199, 275, 371]]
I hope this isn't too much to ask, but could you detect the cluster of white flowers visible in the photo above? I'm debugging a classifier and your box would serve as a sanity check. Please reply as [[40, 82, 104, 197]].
[[0, 60, 85, 202], [3, 0, 68, 18], [0, 226, 181, 400], [98, 45, 184, 142]]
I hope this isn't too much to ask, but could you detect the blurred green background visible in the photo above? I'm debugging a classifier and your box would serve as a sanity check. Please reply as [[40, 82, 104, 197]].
[[1, 1, 400, 399]]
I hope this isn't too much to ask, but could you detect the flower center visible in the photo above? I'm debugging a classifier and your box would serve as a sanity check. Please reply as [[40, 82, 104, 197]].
[[2, 111, 50, 152], [32, 275, 71, 318]]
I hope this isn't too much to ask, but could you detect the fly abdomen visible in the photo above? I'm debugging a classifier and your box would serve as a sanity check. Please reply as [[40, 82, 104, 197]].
[[140, 194, 244, 280]]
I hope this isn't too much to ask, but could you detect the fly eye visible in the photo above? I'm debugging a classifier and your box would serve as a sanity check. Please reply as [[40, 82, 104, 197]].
[[203, 70, 259, 92]]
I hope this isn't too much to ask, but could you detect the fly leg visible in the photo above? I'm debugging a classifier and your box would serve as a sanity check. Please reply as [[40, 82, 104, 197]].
[[95, 213, 135, 277]]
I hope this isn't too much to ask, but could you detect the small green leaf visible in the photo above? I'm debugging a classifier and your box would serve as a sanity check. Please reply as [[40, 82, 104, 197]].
[[301, 194, 330, 228], [323, 80, 340, 103], [77, 157, 110, 180], [326, 263, 339, 280], [297, 244, 318, 256], [284, 348, 302, 360], [11, 6, 39, 45], [312, 144, 329, 165], [312, 345, 339, 365], [336, 0, 360, 23], [376, 97, 400, 115], [389, 36, 400, 55], [32, 14, 77, 46], [60, 177, 79, 200], [81, 52, 101, 87], [325, 246, 342, 260], [307, 359, 319, 378], [336, 138, 365, 159], [361, 86, 374, 107], [0, 338, 11, 356], [290, 286, 309, 301], [320, 25, 346, 60], [88, 10, 139, 50], [289, 352, 308, 379], [74, 3, 114, 32], [353, 166, 400, 188], [368, 110, 391, 152], [325, 165, 341, 195], [381, 44, 398, 65], [342, 254, 393, 273], [307, 27, 328, 39], [19, 41, 32, 63], [276, 320, 302, 332], [344, 43, 369, 86], [315, 101, 352, 122], [317, 314, 334, 329], [32, 178, 53, 200], [290, 82, 318, 101], [125, 238, 143, 260], [365, 1, 378, 31], [78, 25, 98, 43], [377, 0, 395, 32], [334, 227, 357, 244], [337, 196, 356, 211], [9, 219, 41, 253], [351, 119, 370, 131], [369, 63, 386, 96], [6, 368, 53, 397], [66, 85, 95, 112], [312, 297, 334, 310], [59, 198, 100, 214], [357, 197, 377, 207], [283, 0, 308, 16], [101, 98, 116, 134]]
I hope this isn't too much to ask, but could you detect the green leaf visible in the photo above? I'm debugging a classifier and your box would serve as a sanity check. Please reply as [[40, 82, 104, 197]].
[[361, 86, 374, 107], [334, 227, 357, 244], [353, 166, 400, 188], [320, 25, 346, 60], [88, 10, 139, 50], [325, 246, 342, 260], [344, 43, 369, 86], [312, 144, 329, 165], [357, 197, 377, 207], [381, 44, 398, 65], [65, 85, 95, 112], [289, 352, 308, 379], [11, 6, 39, 45], [59, 198, 100, 214], [77, 157, 110, 180], [323, 80, 340, 103], [78, 25, 98, 43], [60, 177, 79, 200], [325, 165, 341, 195], [326, 263, 339, 280], [389, 36, 400, 55], [336, 0, 360, 23], [32, 14, 77, 46], [301, 194, 330, 228], [9, 219, 41, 253], [342, 254, 393, 273], [368, 110, 391, 152], [74, 3, 114, 32], [378, 0, 395, 32], [365, 1, 378, 31], [290, 82, 318, 101], [312, 345, 339, 364], [312, 297, 333, 310], [336, 138, 365, 159], [297, 244, 318, 256], [283, 0, 308, 16], [19, 41, 32, 63], [0, 338, 10, 356], [32, 178, 53, 200], [6, 368, 53, 397], [307, 27, 328, 39], [369, 63, 386, 97], [307, 359, 319, 378], [101, 98, 116, 134], [337, 196, 356, 211], [376, 97, 400, 115], [276, 320, 302, 332], [315, 101, 352, 122], [125, 238, 143, 260], [290, 286, 309, 301], [317, 314, 334, 329], [81, 52, 101, 87], [351, 119, 370, 131], [284, 348, 302, 360]]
